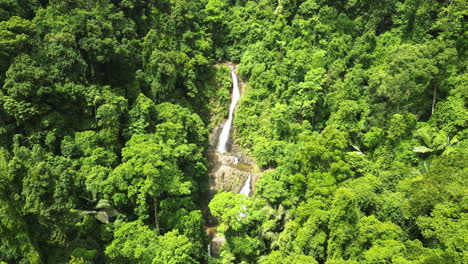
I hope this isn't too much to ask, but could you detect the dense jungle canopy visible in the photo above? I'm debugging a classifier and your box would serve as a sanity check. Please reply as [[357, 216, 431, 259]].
[[0, 0, 466, 263]]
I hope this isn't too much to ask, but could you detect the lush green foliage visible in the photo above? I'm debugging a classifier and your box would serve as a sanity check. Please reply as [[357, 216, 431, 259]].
[[0, 1, 216, 263], [208, 0, 467, 263], [0, 0, 466, 263]]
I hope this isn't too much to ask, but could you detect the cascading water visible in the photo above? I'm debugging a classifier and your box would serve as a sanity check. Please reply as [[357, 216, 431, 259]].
[[208, 64, 253, 257], [237, 173, 251, 219], [216, 66, 241, 154], [216, 65, 251, 197], [239, 173, 251, 196]]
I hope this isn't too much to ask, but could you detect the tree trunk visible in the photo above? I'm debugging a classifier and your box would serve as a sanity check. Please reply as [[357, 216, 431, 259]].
[[432, 82, 437, 115], [154, 197, 160, 235]]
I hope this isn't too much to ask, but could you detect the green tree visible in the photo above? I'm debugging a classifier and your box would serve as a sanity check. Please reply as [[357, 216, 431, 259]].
[[105, 220, 197, 264]]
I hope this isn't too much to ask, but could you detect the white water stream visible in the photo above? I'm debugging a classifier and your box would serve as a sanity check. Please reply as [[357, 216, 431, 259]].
[[239, 173, 251, 196], [216, 66, 241, 154]]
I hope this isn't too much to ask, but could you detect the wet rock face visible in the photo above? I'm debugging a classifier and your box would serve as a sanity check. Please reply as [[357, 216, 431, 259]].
[[208, 123, 223, 148], [207, 149, 255, 198], [210, 233, 226, 257], [205, 226, 224, 257], [207, 94, 261, 200], [229, 142, 256, 164]]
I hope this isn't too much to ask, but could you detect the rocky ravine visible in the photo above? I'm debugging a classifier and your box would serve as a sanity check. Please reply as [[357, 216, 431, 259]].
[[204, 64, 262, 258]]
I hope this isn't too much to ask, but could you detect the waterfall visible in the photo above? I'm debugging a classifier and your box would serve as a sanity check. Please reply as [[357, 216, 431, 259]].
[[237, 173, 251, 219], [217, 66, 241, 154], [239, 173, 251, 196]]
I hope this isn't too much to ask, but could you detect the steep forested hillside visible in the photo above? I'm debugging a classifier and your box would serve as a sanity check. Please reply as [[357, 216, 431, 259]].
[[0, 1, 466, 264]]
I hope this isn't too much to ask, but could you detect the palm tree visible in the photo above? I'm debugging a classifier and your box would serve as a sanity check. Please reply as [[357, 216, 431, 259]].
[[260, 203, 290, 250], [72, 199, 119, 224], [412, 127, 458, 154]]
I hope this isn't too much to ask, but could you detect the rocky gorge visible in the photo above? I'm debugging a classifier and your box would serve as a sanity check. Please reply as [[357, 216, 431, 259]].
[[204, 63, 262, 257]]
